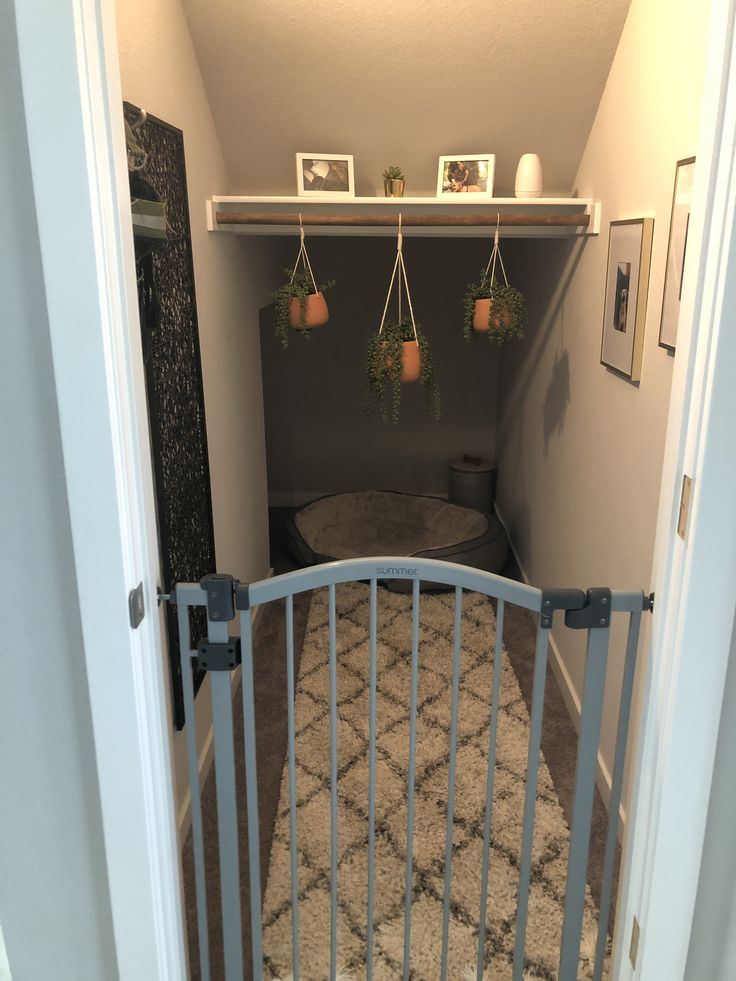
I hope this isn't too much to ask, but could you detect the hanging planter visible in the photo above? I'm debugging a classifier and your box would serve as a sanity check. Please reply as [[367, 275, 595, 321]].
[[365, 216, 440, 423], [272, 217, 335, 348], [463, 217, 526, 345]]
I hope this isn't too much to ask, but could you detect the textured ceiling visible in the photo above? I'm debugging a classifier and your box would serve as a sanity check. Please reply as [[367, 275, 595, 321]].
[[180, 0, 631, 197]]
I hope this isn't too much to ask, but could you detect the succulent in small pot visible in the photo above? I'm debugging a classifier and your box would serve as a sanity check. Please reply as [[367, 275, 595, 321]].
[[462, 271, 526, 344], [383, 165, 405, 198], [365, 317, 441, 423], [272, 267, 335, 349]]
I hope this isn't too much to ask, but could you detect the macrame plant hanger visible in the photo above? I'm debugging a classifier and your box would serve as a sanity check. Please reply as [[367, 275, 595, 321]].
[[484, 213, 510, 294], [378, 213, 419, 346], [290, 213, 320, 294]]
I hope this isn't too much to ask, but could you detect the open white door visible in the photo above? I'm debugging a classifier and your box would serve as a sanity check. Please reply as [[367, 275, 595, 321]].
[[13, 0, 186, 978]]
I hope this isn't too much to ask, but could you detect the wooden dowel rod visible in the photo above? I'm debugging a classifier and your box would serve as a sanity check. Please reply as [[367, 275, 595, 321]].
[[215, 211, 590, 228]]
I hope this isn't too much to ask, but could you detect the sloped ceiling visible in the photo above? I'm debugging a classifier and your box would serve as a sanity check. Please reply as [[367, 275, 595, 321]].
[[180, 0, 631, 197]]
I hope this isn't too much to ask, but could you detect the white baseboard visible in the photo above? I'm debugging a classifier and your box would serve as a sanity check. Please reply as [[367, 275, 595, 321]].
[[494, 506, 626, 833], [176, 569, 273, 837]]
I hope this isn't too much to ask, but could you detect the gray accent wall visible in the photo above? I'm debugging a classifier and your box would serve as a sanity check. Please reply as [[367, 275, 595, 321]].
[[261, 237, 503, 504], [0, 8, 116, 978]]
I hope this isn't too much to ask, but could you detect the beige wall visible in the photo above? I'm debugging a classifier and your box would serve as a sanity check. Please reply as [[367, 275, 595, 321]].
[[496, 0, 709, 811], [116, 0, 281, 815], [261, 237, 501, 503]]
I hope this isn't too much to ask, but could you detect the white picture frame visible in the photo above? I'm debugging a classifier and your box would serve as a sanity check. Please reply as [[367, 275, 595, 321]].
[[659, 157, 695, 351], [600, 218, 655, 382], [436, 154, 495, 198], [296, 153, 355, 197]]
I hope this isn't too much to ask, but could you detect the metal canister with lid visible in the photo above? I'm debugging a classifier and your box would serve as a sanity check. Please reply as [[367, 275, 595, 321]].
[[448, 455, 497, 511]]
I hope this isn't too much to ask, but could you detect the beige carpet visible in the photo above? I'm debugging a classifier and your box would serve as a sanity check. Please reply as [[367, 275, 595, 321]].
[[262, 583, 605, 980]]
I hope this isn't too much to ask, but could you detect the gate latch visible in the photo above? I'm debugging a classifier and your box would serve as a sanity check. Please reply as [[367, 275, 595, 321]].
[[539, 587, 611, 629], [564, 587, 611, 629]]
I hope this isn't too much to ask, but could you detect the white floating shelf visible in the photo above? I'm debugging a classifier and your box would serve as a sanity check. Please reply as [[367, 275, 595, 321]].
[[207, 195, 601, 238]]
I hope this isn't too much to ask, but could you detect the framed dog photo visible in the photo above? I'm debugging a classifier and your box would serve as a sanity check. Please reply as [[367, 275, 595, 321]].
[[600, 218, 654, 382], [296, 153, 355, 197], [659, 157, 695, 351], [436, 155, 495, 197]]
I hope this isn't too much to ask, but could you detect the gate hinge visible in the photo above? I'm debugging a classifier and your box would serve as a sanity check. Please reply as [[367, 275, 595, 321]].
[[539, 587, 611, 629], [195, 638, 242, 672], [200, 573, 239, 622]]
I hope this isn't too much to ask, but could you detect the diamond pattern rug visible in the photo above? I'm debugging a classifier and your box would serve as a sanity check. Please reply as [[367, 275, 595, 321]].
[[261, 583, 605, 980]]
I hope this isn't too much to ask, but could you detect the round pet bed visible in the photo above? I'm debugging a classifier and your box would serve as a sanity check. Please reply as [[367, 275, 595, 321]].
[[286, 490, 508, 590]]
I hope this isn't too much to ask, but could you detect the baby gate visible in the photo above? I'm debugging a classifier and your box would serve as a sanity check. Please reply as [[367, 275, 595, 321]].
[[170, 557, 649, 981]]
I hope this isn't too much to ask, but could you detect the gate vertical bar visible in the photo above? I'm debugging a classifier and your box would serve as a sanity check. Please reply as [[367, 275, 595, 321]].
[[512, 621, 551, 980], [402, 579, 421, 981], [476, 598, 506, 980], [176, 594, 210, 981], [240, 607, 264, 980], [328, 583, 338, 979], [285, 595, 301, 980], [209, 616, 244, 981], [593, 611, 642, 981], [367, 578, 378, 975], [558, 624, 611, 979], [440, 586, 464, 981]]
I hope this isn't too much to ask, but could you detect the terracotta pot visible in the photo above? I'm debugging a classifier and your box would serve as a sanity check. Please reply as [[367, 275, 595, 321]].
[[399, 340, 421, 382], [473, 298, 513, 333], [379, 339, 421, 382], [289, 291, 329, 329]]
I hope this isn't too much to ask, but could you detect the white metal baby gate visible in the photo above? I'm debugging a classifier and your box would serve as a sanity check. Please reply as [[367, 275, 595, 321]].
[[169, 557, 649, 981]]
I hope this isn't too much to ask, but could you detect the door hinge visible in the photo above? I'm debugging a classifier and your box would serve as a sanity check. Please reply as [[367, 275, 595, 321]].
[[629, 915, 640, 969], [677, 474, 694, 540], [128, 581, 145, 629]]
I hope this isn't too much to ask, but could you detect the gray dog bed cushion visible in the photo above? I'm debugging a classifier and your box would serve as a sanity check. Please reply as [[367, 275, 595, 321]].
[[294, 490, 488, 559], [287, 491, 508, 588]]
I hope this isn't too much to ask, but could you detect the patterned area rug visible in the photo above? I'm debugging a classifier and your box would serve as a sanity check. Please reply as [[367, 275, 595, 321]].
[[262, 583, 605, 980]]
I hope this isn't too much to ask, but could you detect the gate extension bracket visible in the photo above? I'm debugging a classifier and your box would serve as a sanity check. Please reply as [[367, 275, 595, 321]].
[[196, 638, 242, 672], [540, 587, 612, 629]]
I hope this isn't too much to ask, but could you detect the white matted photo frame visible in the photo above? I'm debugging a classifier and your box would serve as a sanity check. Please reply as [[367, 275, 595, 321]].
[[659, 156, 695, 351], [436, 155, 495, 197], [296, 153, 355, 197], [600, 218, 654, 382]]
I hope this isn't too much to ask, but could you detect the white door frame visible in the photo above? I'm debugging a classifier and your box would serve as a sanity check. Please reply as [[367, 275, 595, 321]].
[[13, 0, 186, 978], [12, 0, 736, 977], [612, 1, 736, 976]]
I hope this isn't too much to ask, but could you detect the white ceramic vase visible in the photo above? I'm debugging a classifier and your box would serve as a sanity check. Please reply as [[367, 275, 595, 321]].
[[515, 153, 543, 198]]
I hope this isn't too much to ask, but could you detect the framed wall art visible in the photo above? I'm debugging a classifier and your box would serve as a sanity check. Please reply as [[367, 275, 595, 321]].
[[600, 217, 654, 382], [659, 156, 695, 351], [436, 155, 495, 197], [296, 153, 355, 196]]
